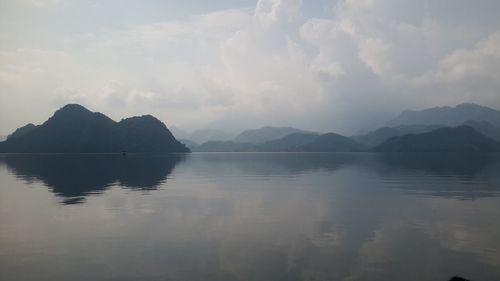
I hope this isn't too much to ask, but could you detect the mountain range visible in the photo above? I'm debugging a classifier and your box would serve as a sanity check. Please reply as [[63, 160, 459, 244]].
[[387, 103, 500, 127], [233, 127, 313, 144], [189, 103, 500, 152], [184, 126, 319, 151], [372, 126, 500, 152], [2, 103, 500, 153], [0, 104, 189, 153], [191, 132, 364, 152], [353, 124, 445, 147]]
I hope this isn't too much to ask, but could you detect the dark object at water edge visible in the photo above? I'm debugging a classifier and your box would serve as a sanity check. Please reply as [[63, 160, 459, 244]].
[[449, 276, 470, 281]]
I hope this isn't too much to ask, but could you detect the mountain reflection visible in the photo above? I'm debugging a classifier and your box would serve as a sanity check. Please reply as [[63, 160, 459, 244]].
[[187, 153, 359, 175], [1, 152, 500, 205], [1, 154, 185, 204], [188, 152, 500, 177], [371, 152, 496, 176], [187, 153, 500, 199], [1, 153, 500, 280], [365, 153, 500, 199]]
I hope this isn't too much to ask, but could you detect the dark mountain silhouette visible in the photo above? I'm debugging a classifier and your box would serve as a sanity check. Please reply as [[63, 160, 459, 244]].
[[234, 126, 313, 144], [7, 123, 39, 140], [462, 120, 500, 141], [449, 277, 470, 281], [354, 124, 444, 148], [0, 104, 189, 153], [373, 126, 500, 152], [0, 154, 184, 204], [294, 133, 364, 152], [192, 141, 253, 152], [388, 103, 500, 127]]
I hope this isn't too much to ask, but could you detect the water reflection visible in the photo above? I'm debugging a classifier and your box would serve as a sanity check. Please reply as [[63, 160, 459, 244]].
[[167, 153, 500, 281], [370, 153, 495, 176], [2, 153, 500, 204], [0, 153, 500, 280], [184, 153, 359, 175], [184, 152, 500, 177], [364, 153, 500, 199], [184, 153, 500, 199], [0, 154, 185, 204]]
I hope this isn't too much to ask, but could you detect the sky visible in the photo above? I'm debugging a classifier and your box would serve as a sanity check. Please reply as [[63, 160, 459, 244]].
[[1, 0, 500, 136]]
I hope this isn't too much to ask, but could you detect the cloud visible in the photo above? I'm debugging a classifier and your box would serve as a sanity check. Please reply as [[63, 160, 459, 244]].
[[103, 81, 129, 108], [412, 31, 500, 106], [429, 32, 500, 82], [1, 0, 500, 134]]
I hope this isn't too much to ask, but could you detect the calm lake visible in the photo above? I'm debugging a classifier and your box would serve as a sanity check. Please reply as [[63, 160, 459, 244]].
[[0, 153, 499, 281]]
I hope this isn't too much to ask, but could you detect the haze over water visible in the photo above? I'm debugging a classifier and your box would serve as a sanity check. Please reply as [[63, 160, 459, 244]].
[[0, 153, 499, 281]]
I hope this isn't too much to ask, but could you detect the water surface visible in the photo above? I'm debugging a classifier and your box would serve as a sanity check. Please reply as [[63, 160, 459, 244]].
[[0, 153, 499, 281]]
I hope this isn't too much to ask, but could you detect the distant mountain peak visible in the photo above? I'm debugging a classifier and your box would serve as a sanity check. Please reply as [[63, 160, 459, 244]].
[[293, 132, 364, 152], [387, 103, 500, 127], [456, 103, 485, 109], [373, 125, 500, 152], [234, 126, 313, 144]]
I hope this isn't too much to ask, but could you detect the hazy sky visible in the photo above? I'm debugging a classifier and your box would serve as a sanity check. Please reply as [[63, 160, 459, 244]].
[[1, 0, 500, 135]]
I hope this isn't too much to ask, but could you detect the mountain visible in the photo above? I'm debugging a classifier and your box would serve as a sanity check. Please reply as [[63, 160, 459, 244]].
[[354, 124, 444, 148], [294, 133, 364, 152], [387, 103, 500, 127], [7, 123, 39, 140], [192, 141, 253, 152], [373, 126, 500, 152], [253, 133, 320, 152], [179, 139, 199, 150], [462, 120, 500, 142], [192, 133, 318, 152], [194, 132, 363, 152], [234, 126, 313, 144], [0, 104, 189, 153]]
